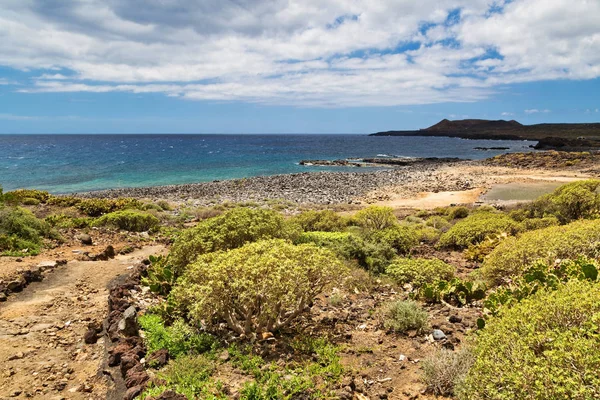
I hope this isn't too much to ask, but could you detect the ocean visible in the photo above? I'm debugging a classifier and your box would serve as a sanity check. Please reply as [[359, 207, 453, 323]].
[[0, 134, 536, 194]]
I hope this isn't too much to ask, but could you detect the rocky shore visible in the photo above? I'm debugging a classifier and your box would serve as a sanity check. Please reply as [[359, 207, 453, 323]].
[[76, 159, 470, 205]]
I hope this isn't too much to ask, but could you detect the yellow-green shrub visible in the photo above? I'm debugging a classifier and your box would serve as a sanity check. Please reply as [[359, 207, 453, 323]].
[[386, 257, 456, 287], [2, 189, 50, 205], [481, 219, 600, 285], [295, 231, 361, 259], [364, 225, 418, 254], [172, 239, 347, 336], [353, 206, 397, 230], [438, 212, 519, 249], [0, 206, 53, 255], [291, 210, 348, 232], [425, 216, 452, 230], [76, 197, 142, 217], [459, 280, 600, 400], [382, 300, 429, 333], [169, 208, 298, 274], [528, 179, 600, 223], [94, 210, 160, 232]]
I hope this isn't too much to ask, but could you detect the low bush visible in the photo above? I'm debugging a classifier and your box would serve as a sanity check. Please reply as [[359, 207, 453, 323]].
[[46, 195, 82, 207], [418, 278, 487, 307], [422, 348, 474, 396], [0, 206, 53, 255], [414, 225, 442, 243], [141, 354, 217, 399], [481, 219, 600, 285], [45, 213, 92, 229], [483, 257, 599, 317], [295, 231, 361, 260], [527, 179, 600, 223], [463, 233, 508, 263], [386, 258, 456, 287], [353, 206, 397, 230], [437, 212, 519, 249], [291, 210, 348, 232], [459, 279, 600, 399], [169, 208, 298, 274], [425, 216, 451, 230], [94, 210, 160, 232], [172, 239, 348, 337], [2, 189, 50, 205], [382, 300, 429, 333], [138, 313, 216, 359], [75, 197, 142, 217], [447, 206, 469, 219], [517, 215, 559, 231]]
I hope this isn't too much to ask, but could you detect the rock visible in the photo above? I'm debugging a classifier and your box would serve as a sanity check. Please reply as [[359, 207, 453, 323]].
[[38, 261, 58, 271], [146, 349, 169, 368], [449, 315, 462, 323], [218, 350, 230, 362], [432, 329, 446, 341], [7, 277, 26, 293], [124, 385, 144, 400], [153, 390, 187, 400], [125, 366, 149, 388], [0, 292, 7, 302], [77, 234, 93, 245], [22, 268, 43, 283], [118, 306, 139, 337], [120, 354, 140, 377], [83, 327, 99, 344]]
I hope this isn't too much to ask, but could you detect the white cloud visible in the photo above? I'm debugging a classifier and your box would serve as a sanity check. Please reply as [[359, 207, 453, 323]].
[[524, 109, 551, 114], [0, 0, 598, 107], [501, 112, 514, 116], [0, 113, 38, 120]]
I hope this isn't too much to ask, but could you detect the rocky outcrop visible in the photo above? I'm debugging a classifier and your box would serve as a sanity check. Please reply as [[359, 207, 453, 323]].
[[0, 260, 66, 301]]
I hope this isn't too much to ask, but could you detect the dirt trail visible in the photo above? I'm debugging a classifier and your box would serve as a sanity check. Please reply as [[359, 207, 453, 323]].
[[0, 246, 164, 400]]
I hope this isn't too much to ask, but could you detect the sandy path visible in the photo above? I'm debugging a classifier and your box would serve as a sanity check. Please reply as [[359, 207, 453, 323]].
[[0, 246, 164, 399]]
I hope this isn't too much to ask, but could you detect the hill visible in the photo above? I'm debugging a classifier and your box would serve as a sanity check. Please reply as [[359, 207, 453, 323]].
[[371, 119, 600, 149]]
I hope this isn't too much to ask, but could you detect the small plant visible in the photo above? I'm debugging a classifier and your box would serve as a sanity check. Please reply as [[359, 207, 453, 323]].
[[142, 255, 177, 295], [291, 210, 348, 232], [438, 212, 519, 249], [93, 209, 160, 232], [353, 206, 398, 230], [382, 300, 429, 333], [527, 179, 600, 223], [0, 206, 54, 256], [172, 239, 348, 337], [447, 206, 469, 219], [463, 233, 508, 263], [363, 225, 418, 255], [138, 313, 216, 358], [2, 189, 50, 205], [422, 348, 474, 396], [425, 216, 451, 230], [386, 257, 456, 288], [419, 278, 486, 307]]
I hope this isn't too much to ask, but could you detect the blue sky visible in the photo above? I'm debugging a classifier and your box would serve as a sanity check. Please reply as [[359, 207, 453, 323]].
[[0, 0, 599, 134]]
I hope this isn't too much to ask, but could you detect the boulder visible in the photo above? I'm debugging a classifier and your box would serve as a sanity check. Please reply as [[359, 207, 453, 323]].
[[118, 306, 139, 337], [146, 349, 169, 368], [77, 234, 93, 245]]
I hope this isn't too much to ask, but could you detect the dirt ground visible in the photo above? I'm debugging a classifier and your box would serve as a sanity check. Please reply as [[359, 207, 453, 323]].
[[0, 245, 164, 399]]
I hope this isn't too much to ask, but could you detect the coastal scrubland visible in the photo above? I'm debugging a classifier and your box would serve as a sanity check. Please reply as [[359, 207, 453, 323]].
[[0, 152, 600, 400]]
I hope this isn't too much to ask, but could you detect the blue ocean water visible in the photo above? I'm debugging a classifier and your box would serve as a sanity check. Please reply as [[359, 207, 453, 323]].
[[0, 134, 536, 194]]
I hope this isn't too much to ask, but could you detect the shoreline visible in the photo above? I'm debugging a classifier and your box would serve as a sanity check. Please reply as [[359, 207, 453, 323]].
[[72, 151, 600, 207]]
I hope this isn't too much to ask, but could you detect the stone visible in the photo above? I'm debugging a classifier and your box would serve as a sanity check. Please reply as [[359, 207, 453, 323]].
[[83, 327, 99, 344], [153, 390, 187, 400], [77, 234, 93, 245], [449, 315, 462, 324], [432, 329, 446, 341], [0, 292, 7, 302], [7, 278, 25, 293], [146, 349, 169, 368], [124, 386, 144, 400], [38, 261, 58, 271], [125, 365, 149, 388], [118, 306, 139, 337], [120, 354, 140, 377]]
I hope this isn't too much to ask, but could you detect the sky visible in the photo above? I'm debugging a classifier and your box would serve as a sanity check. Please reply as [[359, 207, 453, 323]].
[[0, 0, 599, 134]]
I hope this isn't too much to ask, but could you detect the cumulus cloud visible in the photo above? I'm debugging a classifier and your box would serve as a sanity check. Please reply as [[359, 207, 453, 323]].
[[0, 0, 598, 107]]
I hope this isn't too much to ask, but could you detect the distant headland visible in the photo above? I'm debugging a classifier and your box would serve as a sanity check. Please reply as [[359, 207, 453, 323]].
[[371, 119, 600, 150]]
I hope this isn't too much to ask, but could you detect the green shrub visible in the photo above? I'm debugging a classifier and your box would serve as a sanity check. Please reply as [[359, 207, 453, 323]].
[[76, 197, 142, 217], [425, 216, 451, 230], [353, 206, 398, 230], [169, 208, 298, 274], [142, 255, 177, 296], [438, 212, 519, 249], [414, 226, 442, 243], [141, 354, 217, 399], [382, 300, 429, 333], [517, 215, 559, 231], [483, 257, 600, 317], [463, 233, 508, 263], [94, 210, 160, 232], [459, 279, 600, 399], [364, 225, 418, 255], [172, 239, 348, 337], [46, 196, 82, 207], [386, 258, 456, 287], [291, 210, 348, 232], [528, 179, 600, 223], [0, 206, 52, 255], [481, 219, 600, 285], [422, 348, 474, 396], [294, 231, 362, 260], [45, 213, 92, 229], [419, 278, 487, 307], [2, 189, 50, 205], [138, 313, 216, 358], [447, 206, 469, 219]]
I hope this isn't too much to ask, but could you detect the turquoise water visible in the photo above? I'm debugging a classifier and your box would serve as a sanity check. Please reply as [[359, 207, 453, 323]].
[[0, 134, 536, 193]]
